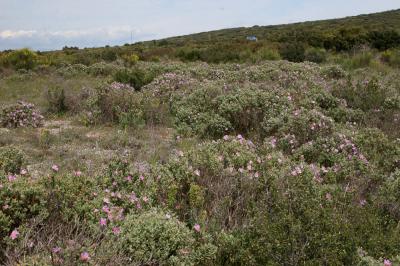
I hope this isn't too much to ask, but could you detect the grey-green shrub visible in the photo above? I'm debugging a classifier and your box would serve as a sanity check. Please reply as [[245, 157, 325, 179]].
[[0, 146, 24, 174], [119, 209, 195, 265]]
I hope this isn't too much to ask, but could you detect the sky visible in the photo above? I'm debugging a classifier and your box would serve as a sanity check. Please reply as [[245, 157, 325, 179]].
[[0, 0, 399, 51]]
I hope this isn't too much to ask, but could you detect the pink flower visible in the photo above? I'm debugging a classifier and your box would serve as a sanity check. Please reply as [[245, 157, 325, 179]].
[[80, 252, 90, 262], [142, 196, 149, 203], [270, 138, 277, 148], [359, 199, 367, 206], [8, 175, 17, 182], [10, 229, 19, 240], [139, 175, 145, 181], [51, 165, 59, 172], [223, 135, 229, 141], [237, 134, 243, 140], [384, 259, 392, 266], [102, 206, 110, 213], [52, 247, 62, 254], [74, 170, 82, 177], [126, 175, 132, 182], [20, 169, 27, 175], [193, 224, 201, 232], [112, 227, 121, 235], [100, 218, 107, 227]]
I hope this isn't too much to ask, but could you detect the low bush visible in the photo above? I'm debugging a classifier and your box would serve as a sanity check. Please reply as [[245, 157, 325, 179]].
[[120, 209, 199, 265], [45, 86, 68, 114], [122, 53, 140, 66], [305, 47, 327, 63], [381, 49, 400, 67], [332, 78, 387, 111], [0, 146, 24, 174], [279, 42, 306, 62], [113, 67, 155, 91], [1, 49, 38, 70], [0, 176, 47, 259], [0, 101, 44, 128]]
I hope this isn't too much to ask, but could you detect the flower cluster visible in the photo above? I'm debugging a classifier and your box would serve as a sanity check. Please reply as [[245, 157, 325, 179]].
[[0, 101, 44, 128]]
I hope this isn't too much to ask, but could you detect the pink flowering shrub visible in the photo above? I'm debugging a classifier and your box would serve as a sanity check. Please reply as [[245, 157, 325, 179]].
[[154, 135, 262, 229], [0, 101, 44, 128], [0, 176, 47, 257]]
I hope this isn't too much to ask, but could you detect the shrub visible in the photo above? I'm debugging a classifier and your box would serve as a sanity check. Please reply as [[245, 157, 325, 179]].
[[332, 78, 387, 111], [381, 49, 400, 67], [122, 53, 140, 66], [0, 146, 24, 174], [155, 135, 261, 229], [256, 47, 281, 61], [377, 170, 400, 220], [113, 68, 154, 91], [280, 43, 306, 62], [2, 49, 38, 70], [347, 51, 374, 69], [322, 65, 347, 79], [98, 83, 145, 128], [119, 209, 196, 265], [45, 87, 68, 114], [305, 47, 327, 63], [0, 101, 44, 128], [87, 62, 121, 76], [173, 86, 291, 139], [0, 176, 47, 260]]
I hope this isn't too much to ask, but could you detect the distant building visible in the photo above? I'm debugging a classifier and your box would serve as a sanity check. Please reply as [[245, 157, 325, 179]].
[[246, 36, 258, 41]]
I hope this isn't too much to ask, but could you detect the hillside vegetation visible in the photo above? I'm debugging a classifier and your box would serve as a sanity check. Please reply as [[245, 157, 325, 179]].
[[0, 9, 399, 266]]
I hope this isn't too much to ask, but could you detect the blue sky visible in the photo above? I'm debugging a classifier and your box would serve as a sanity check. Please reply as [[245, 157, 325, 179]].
[[0, 0, 399, 51]]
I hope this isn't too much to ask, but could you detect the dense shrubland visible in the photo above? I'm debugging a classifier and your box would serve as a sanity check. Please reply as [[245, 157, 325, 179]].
[[0, 56, 399, 265], [1, 8, 400, 266]]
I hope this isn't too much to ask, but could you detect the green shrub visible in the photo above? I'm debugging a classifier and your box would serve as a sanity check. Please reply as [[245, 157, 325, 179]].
[[322, 65, 347, 79], [332, 78, 387, 111], [45, 86, 68, 114], [280, 43, 306, 62], [347, 51, 374, 69], [256, 47, 281, 61], [119, 209, 196, 265], [0, 177, 47, 260], [381, 49, 400, 67], [113, 68, 154, 90], [0, 146, 24, 174], [305, 47, 327, 63], [2, 49, 38, 70], [122, 53, 140, 66]]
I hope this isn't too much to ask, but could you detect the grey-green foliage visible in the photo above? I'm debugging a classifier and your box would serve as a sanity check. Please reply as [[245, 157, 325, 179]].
[[0, 146, 24, 174], [119, 209, 216, 265]]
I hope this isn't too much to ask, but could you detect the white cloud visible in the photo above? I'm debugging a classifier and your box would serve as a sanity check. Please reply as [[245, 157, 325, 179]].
[[0, 30, 37, 39], [0, 26, 139, 40]]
